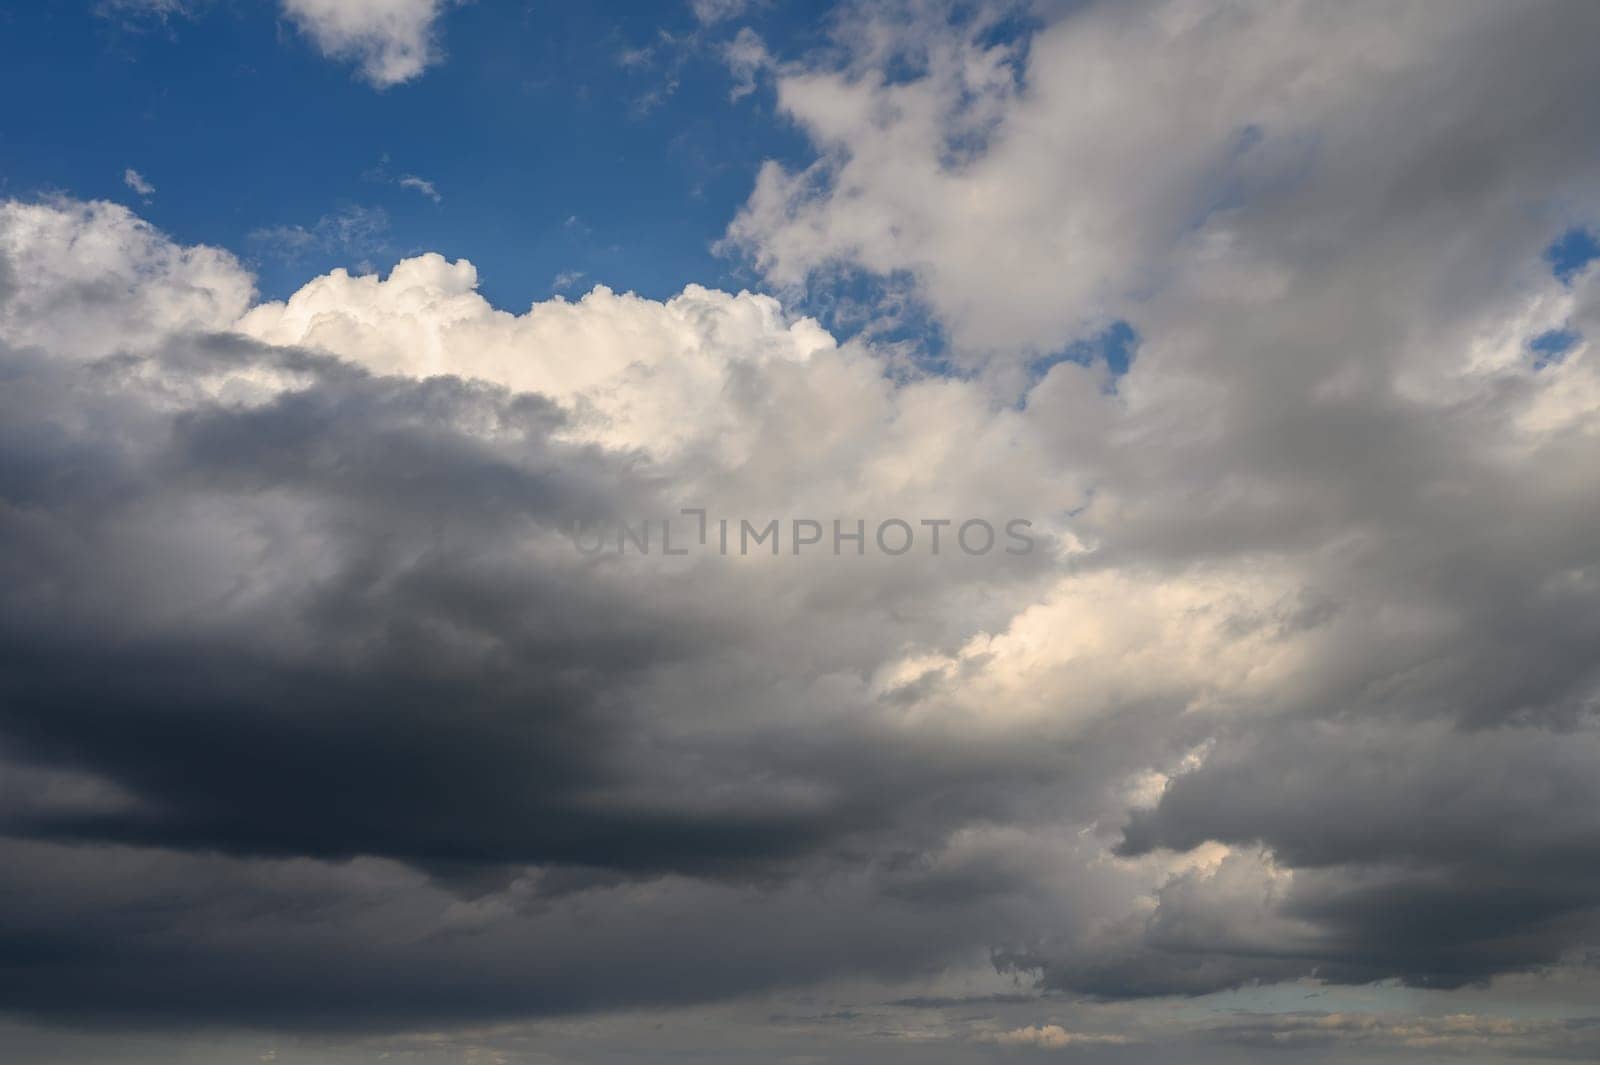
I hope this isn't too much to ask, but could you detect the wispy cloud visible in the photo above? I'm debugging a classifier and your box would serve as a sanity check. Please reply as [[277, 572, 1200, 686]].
[[249, 204, 390, 265], [123, 168, 156, 198], [690, 0, 747, 26], [94, 0, 198, 28], [365, 155, 443, 203], [398, 175, 442, 203]]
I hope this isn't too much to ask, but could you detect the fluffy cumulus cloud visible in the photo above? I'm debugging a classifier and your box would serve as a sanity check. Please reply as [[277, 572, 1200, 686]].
[[0, 198, 254, 359], [728, 0, 1600, 368], [280, 0, 451, 87], [5, 0, 1600, 1061], [233, 256, 839, 458]]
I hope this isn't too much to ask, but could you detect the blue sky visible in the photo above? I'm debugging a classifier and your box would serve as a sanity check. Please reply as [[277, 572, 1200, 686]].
[[0, 0, 824, 306]]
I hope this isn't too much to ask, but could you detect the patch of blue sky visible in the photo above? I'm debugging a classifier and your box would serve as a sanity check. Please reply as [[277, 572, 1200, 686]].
[[1529, 327, 1580, 368], [1545, 227, 1600, 285], [775, 266, 957, 375], [1028, 319, 1139, 386]]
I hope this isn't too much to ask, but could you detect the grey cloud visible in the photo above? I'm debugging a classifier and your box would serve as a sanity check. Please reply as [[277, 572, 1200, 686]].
[[8, 0, 1600, 1056], [0, 320, 1128, 1029], [0, 334, 859, 878]]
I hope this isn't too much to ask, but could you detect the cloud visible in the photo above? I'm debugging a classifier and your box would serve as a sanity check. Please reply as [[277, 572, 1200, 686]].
[[1208, 1010, 1600, 1057], [724, 27, 769, 100], [397, 174, 441, 202], [8, 0, 1600, 1052], [233, 253, 841, 458], [122, 169, 156, 198], [364, 156, 444, 202], [989, 1024, 1132, 1048], [279, 0, 452, 88], [95, 0, 452, 87], [718, 0, 1600, 1001], [691, 0, 747, 26], [0, 197, 1129, 1032], [0, 198, 253, 360], [726, 0, 1600, 367], [94, 0, 198, 27], [248, 204, 390, 265]]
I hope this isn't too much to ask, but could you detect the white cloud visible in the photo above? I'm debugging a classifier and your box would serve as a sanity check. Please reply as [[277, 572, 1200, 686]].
[[398, 174, 442, 202], [0, 199, 253, 359], [871, 564, 1314, 734], [122, 168, 156, 198], [248, 204, 390, 265], [727, 1, 1599, 368], [691, 0, 747, 26], [279, 0, 451, 88], [990, 1024, 1131, 1049], [233, 253, 840, 458], [98, 1, 450, 88], [724, 27, 768, 100]]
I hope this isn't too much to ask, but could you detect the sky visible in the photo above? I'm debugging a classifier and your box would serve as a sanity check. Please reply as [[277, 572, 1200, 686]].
[[0, 0, 822, 307], [3, 1, 1600, 1063]]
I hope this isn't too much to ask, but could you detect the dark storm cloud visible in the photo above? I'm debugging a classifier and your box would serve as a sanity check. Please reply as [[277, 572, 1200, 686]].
[[1104, 719, 1600, 991], [0, 333, 862, 876], [0, 327, 1104, 1027], [0, 834, 1010, 1030]]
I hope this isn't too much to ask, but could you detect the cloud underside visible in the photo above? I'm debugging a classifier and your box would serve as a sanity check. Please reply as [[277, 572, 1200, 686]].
[[3, 0, 1600, 1052]]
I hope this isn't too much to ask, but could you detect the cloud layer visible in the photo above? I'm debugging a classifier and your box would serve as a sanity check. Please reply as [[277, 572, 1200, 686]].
[[5, 0, 1600, 1059]]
